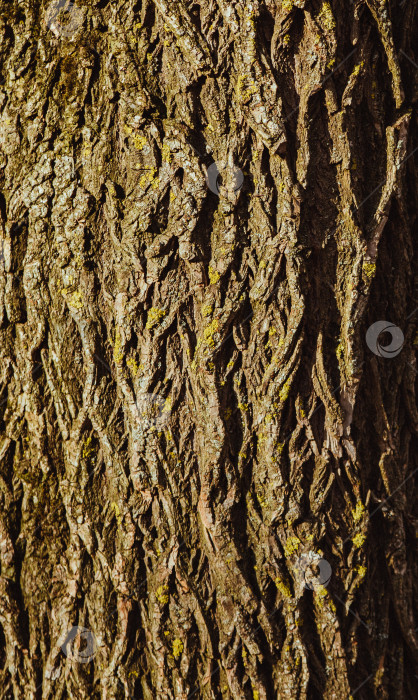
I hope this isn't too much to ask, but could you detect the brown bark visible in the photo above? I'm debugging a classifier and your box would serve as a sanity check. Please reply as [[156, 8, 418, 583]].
[[0, 0, 417, 698]]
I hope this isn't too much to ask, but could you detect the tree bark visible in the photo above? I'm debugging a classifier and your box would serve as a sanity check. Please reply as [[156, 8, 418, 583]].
[[0, 0, 417, 698]]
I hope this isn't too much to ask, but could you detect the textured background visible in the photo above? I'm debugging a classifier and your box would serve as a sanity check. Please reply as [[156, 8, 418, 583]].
[[0, 0, 417, 698]]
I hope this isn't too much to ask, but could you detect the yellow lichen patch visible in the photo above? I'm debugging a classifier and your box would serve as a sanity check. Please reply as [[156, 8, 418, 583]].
[[352, 532, 366, 548], [257, 493, 268, 509], [127, 357, 139, 376], [284, 536, 301, 558], [156, 584, 169, 606], [113, 329, 124, 364], [208, 266, 220, 285], [282, 0, 294, 14], [352, 61, 364, 78], [139, 173, 150, 188], [319, 1, 336, 32], [139, 167, 158, 189], [275, 577, 292, 598], [201, 304, 213, 317], [133, 134, 147, 151], [279, 380, 291, 403], [236, 74, 257, 102], [238, 402, 249, 412], [81, 145, 92, 160], [315, 585, 328, 604], [61, 284, 83, 310], [266, 326, 278, 349], [67, 290, 83, 309], [356, 565, 367, 579], [253, 690, 260, 700], [259, 260, 267, 269], [352, 501, 366, 523], [146, 307, 166, 330], [173, 639, 184, 659], [362, 261, 376, 279], [82, 436, 95, 460], [203, 319, 219, 347], [336, 342, 344, 361], [161, 143, 172, 163]]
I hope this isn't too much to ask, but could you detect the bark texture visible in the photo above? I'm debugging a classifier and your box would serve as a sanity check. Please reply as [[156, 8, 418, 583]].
[[0, 0, 417, 698]]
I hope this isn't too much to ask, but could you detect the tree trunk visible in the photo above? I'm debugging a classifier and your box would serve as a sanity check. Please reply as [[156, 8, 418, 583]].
[[0, 0, 417, 698]]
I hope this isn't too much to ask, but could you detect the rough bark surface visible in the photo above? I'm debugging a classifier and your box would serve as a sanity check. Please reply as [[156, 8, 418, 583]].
[[0, 0, 417, 698]]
